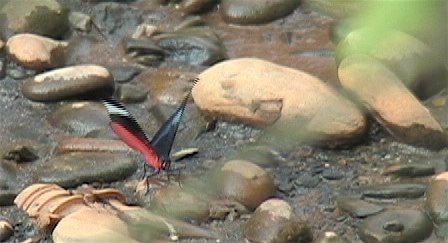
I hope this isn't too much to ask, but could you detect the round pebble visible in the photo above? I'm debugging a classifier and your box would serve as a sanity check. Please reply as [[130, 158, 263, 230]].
[[244, 199, 312, 243], [22, 65, 114, 102], [358, 209, 432, 243], [218, 160, 275, 209], [6, 33, 67, 70]]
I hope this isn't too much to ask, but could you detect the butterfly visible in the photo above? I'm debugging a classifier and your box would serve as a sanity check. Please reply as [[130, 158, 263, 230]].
[[102, 78, 198, 178]]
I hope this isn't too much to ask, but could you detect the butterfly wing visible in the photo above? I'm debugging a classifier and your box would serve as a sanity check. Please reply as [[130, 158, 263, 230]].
[[102, 98, 151, 150]]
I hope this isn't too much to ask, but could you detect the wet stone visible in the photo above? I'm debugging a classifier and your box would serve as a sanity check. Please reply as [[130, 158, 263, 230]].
[[322, 168, 344, 180], [36, 152, 137, 188], [383, 163, 435, 177], [0, 220, 13, 242], [2, 145, 38, 163], [22, 65, 114, 102], [116, 84, 148, 103], [0, 0, 69, 39], [336, 197, 384, 218], [295, 173, 321, 188], [109, 65, 143, 83], [179, 0, 217, 14], [6, 33, 67, 70], [218, 160, 275, 209], [358, 209, 433, 243], [49, 102, 110, 135], [244, 199, 312, 243], [425, 172, 448, 224], [315, 231, 350, 243], [361, 183, 427, 199], [221, 0, 300, 25]]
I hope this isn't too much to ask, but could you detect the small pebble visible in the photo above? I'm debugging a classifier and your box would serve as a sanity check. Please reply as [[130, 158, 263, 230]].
[[68, 11, 92, 32], [0, 220, 13, 242]]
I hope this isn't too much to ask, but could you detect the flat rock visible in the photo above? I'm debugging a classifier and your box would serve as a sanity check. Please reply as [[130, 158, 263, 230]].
[[360, 183, 427, 199], [0, 0, 68, 39], [22, 65, 114, 102], [221, 0, 300, 25], [193, 58, 366, 145], [336, 196, 384, 218], [36, 152, 137, 187], [338, 54, 447, 150], [6, 33, 67, 70]]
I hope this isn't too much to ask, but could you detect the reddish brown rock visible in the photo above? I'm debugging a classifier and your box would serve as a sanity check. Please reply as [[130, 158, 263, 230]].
[[338, 54, 447, 149], [6, 33, 67, 70], [192, 58, 366, 144]]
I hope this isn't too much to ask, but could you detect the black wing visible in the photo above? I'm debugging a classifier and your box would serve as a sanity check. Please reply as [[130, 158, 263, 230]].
[[150, 78, 198, 160], [102, 97, 150, 144]]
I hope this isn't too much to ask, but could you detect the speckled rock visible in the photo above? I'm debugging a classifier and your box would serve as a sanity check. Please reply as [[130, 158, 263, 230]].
[[425, 172, 448, 224], [193, 58, 367, 145], [221, 0, 301, 25], [338, 55, 447, 150], [6, 33, 67, 70], [49, 102, 110, 135], [0, 0, 68, 39], [358, 209, 432, 243], [22, 65, 114, 102], [244, 199, 312, 243], [36, 152, 137, 187], [218, 160, 275, 209]]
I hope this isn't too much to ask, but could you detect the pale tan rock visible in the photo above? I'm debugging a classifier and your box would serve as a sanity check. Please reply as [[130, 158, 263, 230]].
[[6, 33, 67, 70], [192, 58, 366, 144], [338, 54, 447, 149]]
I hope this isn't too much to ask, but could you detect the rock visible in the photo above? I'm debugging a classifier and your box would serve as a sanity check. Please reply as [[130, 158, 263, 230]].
[[154, 29, 227, 66], [217, 160, 275, 209], [209, 199, 249, 220], [295, 173, 321, 188], [425, 172, 448, 224], [6, 33, 67, 70], [0, 0, 68, 39], [315, 231, 350, 243], [0, 190, 17, 206], [49, 102, 110, 135], [68, 11, 92, 32], [337, 29, 446, 99], [108, 65, 143, 83], [36, 152, 137, 187], [179, 0, 217, 14], [336, 197, 384, 218], [57, 137, 129, 154], [321, 168, 344, 180], [358, 209, 433, 243], [0, 220, 13, 242], [383, 163, 435, 177], [150, 184, 211, 220], [2, 144, 38, 163], [53, 207, 138, 243], [193, 58, 366, 146], [221, 0, 300, 25], [0, 162, 19, 206], [360, 183, 427, 199], [244, 199, 312, 243], [435, 222, 448, 241], [22, 65, 114, 102], [116, 84, 148, 103], [338, 55, 447, 150]]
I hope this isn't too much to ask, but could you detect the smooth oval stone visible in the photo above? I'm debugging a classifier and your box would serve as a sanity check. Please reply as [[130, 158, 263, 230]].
[[116, 84, 148, 103], [244, 199, 312, 243], [339, 55, 447, 150], [360, 183, 427, 199], [425, 172, 448, 224], [218, 160, 275, 209], [221, 0, 300, 25], [336, 197, 384, 218], [383, 163, 435, 177], [179, 0, 217, 14], [193, 58, 367, 147], [22, 65, 114, 102], [337, 29, 446, 99], [36, 152, 137, 188], [0, 0, 68, 39], [155, 32, 227, 66], [359, 209, 432, 243], [6, 33, 67, 70], [49, 102, 110, 135]]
